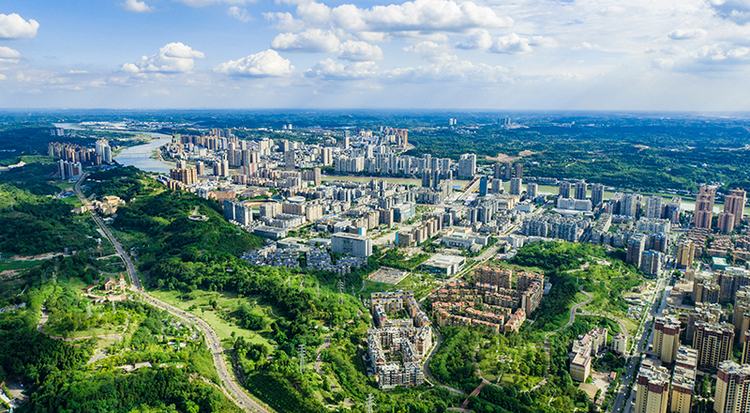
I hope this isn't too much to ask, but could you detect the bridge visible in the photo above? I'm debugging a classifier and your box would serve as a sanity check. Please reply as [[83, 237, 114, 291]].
[[116, 152, 153, 159]]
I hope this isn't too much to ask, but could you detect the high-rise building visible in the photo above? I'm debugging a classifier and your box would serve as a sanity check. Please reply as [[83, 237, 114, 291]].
[[724, 189, 747, 227], [510, 178, 522, 196], [196, 161, 204, 176], [95, 139, 112, 163], [694, 185, 716, 229], [653, 315, 681, 363], [343, 133, 350, 149], [422, 169, 433, 189], [527, 183, 538, 199], [676, 239, 695, 269], [719, 212, 736, 233], [626, 234, 646, 267], [734, 287, 750, 338], [640, 250, 662, 276], [634, 358, 671, 413], [57, 159, 66, 179], [714, 361, 750, 413], [693, 321, 734, 370], [645, 195, 663, 219], [574, 180, 587, 200], [213, 159, 229, 177], [621, 193, 642, 218], [514, 163, 523, 179], [591, 183, 604, 206], [493, 163, 502, 179], [666, 197, 682, 224], [169, 167, 197, 185], [479, 176, 488, 196], [559, 181, 571, 198], [671, 364, 696, 413], [321, 147, 333, 166], [284, 150, 296, 170], [492, 178, 502, 193], [458, 154, 477, 179], [331, 233, 372, 257], [503, 162, 512, 180], [743, 332, 750, 364]]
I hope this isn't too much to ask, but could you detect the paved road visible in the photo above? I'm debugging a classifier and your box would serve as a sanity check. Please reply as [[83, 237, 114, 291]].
[[37, 302, 48, 332], [421, 325, 468, 396], [608, 265, 671, 413], [74, 173, 273, 413]]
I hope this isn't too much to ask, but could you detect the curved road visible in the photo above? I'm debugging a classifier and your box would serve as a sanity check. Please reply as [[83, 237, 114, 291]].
[[523, 286, 594, 394], [74, 173, 273, 413]]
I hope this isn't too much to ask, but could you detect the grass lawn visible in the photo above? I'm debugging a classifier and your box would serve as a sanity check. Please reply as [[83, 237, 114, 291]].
[[499, 374, 543, 390], [149, 289, 276, 350], [396, 272, 441, 300]]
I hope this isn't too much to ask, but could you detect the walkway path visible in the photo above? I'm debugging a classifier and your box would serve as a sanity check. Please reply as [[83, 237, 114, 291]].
[[421, 326, 468, 396], [315, 334, 338, 392], [73, 173, 273, 413], [522, 286, 594, 394]]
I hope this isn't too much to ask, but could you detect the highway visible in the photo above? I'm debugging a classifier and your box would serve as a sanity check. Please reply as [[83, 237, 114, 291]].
[[74, 173, 273, 413]]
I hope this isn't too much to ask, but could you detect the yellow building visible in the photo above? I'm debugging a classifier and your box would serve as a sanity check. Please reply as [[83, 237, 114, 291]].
[[653, 315, 681, 364], [693, 321, 734, 370], [570, 349, 591, 382], [670, 365, 695, 413], [714, 361, 750, 413], [676, 240, 695, 269], [634, 359, 671, 413]]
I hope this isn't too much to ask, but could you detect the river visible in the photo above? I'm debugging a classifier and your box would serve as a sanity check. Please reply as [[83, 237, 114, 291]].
[[53, 123, 174, 173]]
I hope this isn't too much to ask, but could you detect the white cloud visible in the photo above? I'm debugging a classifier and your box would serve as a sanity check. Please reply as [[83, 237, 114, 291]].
[[668, 29, 707, 40], [121, 0, 154, 13], [659, 43, 750, 74], [403, 41, 456, 62], [121, 42, 205, 73], [292, 0, 512, 33], [271, 29, 341, 52], [0, 74, 6, 80], [691, 44, 750, 65], [0, 13, 40, 39], [489, 33, 532, 54], [338, 40, 383, 61], [214, 49, 294, 77], [382, 60, 510, 83], [227, 7, 251, 22], [264, 12, 305, 32], [305, 58, 378, 80], [456, 32, 554, 53], [456, 30, 493, 50], [573, 42, 603, 51], [708, 0, 750, 25], [172, 0, 253, 7], [0, 46, 22, 61]]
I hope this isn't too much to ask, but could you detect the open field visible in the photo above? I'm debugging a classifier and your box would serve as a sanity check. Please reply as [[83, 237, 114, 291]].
[[149, 289, 277, 350]]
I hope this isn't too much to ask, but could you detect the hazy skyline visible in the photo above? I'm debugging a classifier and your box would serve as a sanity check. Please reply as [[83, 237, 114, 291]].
[[2, 0, 750, 110]]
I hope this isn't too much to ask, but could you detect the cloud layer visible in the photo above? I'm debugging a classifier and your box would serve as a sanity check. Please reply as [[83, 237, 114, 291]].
[[122, 42, 205, 73], [214, 50, 294, 77], [0, 14, 39, 39]]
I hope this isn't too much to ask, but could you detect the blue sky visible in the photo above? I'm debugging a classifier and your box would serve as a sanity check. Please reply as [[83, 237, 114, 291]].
[[2, 0, 750, 110]]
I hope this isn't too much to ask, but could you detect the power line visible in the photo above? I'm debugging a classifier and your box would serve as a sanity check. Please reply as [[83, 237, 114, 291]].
[[298, 343, 306, 373]]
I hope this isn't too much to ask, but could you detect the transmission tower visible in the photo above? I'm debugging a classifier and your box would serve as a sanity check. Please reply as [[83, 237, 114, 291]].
[[337, 279, 344, 305], [316, 283, 320, 300], [299, 279, 304, 292], [297, 344, 306, 373], [365, 393, 375, 413]]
